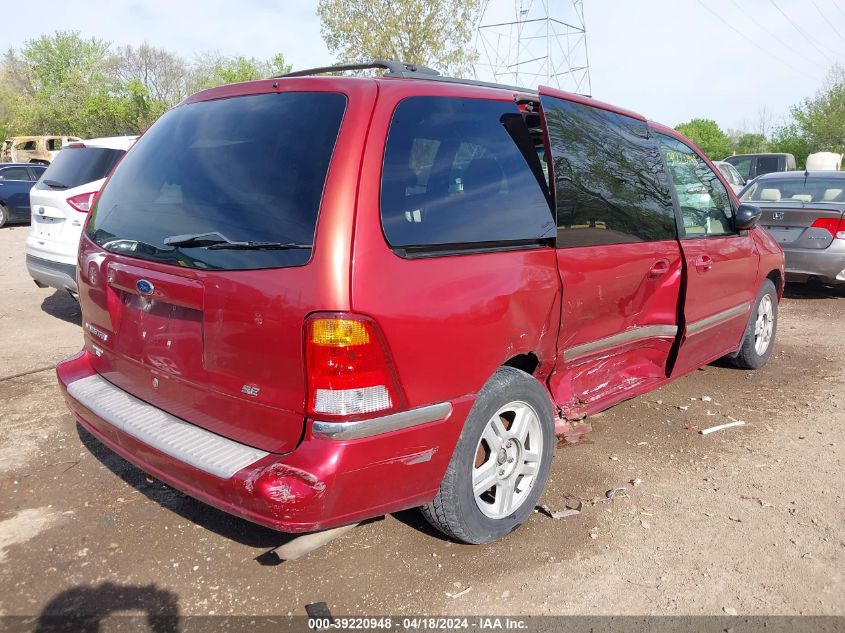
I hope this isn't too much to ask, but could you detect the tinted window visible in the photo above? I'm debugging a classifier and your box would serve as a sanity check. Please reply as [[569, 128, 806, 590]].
[[756, 156, 781, 176], [30, 166, 47, 181], [656, 134, 734, 237], [542, 97, 676, 247], [380, 97, 554, 252], [37, 147, 125, 190], [0, 167, 30, 181], [741, 177, 845, 203], [87, 92, 346, 271]]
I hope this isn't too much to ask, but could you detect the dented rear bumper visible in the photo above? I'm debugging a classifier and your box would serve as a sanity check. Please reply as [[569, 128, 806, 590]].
[[57, 350, 471, 533]]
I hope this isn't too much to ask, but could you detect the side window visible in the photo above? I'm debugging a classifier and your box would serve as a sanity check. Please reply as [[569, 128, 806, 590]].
[[0, 167, 31, 181], [656, 134, 734, 238], [30, 166, 47, 181], [16, 141, 36, 151], [380, 96, 554, 252], [541, 96, 676, 247], [729, 158, 752, 180], [756, 155, 780, 175], [46, 138, 62, 151]]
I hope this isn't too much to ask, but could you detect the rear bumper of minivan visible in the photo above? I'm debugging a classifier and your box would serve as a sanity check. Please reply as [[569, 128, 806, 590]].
[[57, 350, 471, 533]]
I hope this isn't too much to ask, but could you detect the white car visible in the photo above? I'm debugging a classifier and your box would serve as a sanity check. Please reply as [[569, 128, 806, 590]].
[[713, 160, 746, 194], [26, 136, 136, 294]]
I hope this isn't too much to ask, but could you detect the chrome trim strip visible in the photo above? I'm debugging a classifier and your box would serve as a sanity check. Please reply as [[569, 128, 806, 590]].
[[564, 325, 678, 362], [67, 374, 268, 479], [312, 402, 453, 440], [686, 302, 750, 335]]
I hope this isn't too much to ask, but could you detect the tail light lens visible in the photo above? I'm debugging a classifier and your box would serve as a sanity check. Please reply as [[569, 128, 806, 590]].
[[67, 191, 98, 213], [305, 313, 405, 417], [811, 217, 845, 239]]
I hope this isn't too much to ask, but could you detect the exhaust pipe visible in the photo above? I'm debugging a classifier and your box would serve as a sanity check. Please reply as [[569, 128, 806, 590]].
[[271, 523, 359, 561]]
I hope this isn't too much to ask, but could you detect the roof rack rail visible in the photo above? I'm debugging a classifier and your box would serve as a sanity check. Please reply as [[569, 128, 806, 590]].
[[276, 59, 440, 79], [275, 59, 538, 96]]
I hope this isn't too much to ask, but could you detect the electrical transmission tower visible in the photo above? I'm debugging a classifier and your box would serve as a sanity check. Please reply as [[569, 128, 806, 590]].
[[474, 0, 592, 95]]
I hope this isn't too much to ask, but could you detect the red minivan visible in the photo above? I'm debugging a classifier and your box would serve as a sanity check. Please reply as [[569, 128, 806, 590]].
[[57, 61, 784, 544]]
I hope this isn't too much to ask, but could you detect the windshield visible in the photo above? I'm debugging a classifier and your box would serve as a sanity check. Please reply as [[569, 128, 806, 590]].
[[741, 177, 845, 203], [86, 91, 347, 271]]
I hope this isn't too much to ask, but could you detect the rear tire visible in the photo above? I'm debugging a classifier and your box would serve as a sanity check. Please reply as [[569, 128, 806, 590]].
[[731, 279, 778, 369], [421, 366, 555, 544], [0, 204, 8, 228]]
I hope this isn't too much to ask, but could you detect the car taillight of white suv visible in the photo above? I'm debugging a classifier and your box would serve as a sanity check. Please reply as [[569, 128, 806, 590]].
[[26, 136, 136, 295]]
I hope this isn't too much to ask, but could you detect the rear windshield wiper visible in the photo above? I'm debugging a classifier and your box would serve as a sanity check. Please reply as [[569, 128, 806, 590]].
[[163, 231, 311, 250], [42, 179, 68, 189]]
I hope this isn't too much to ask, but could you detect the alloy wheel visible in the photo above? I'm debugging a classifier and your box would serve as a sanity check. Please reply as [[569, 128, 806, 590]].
[[754, 294, 774, 355], [472, 401, 543, 519]]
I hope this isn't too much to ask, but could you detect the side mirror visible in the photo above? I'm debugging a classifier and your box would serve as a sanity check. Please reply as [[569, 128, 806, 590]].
[[734, 203, 762, 230]]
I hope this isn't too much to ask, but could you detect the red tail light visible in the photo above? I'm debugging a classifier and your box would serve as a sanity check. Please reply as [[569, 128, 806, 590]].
[[67, 191, 97, 213], [811, 217, 845, 240], [305, 313, 405, 417]]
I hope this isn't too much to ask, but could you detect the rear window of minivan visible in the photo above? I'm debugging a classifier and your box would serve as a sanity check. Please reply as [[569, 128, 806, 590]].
[[86, 92, 346, 271], [36, 147, 125, 190]]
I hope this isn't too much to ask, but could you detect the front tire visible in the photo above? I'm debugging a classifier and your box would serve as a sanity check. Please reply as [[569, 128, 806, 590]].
[[731, 279, 778, 369], [421, 367, 555, 544]]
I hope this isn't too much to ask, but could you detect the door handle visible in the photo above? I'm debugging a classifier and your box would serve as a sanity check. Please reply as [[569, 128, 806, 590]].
[[647, 259, 671, 279], [694, 255, 713, 272]]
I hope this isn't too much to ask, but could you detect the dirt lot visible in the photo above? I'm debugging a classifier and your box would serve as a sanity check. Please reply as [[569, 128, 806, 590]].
[[1, 225, 843, 619]]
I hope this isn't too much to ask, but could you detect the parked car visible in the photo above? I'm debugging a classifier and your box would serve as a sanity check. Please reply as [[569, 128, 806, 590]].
[[723, 153, 796, 181], [26, 136, 136, 294], [805, 152, 842, 171], [2, 135, 82, 164], [740, 170, 845, 286], [57, 61, 784, 545], [714, 160, 746, 193], [0, 163, 46, 227]]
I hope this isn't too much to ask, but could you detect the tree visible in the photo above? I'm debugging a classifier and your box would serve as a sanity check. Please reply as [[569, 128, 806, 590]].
[[114, 43, 188, 107], [789, 64, 845, 154], [733, 132, 769, 155], [769, 123, 814, 169], [2, 31, 118, 137], [187, 52, 292, 93], [317, 0, 481, 76], [674, 118, 732, 161]]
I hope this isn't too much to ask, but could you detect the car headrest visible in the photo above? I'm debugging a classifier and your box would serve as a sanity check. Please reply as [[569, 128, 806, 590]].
[[823, 188, 843, 201], [790, 194, 812, 202], [759, 188, 781, 201]]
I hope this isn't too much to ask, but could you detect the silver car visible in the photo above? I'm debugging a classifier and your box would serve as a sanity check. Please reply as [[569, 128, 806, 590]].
[[740, 171, 845, 285]]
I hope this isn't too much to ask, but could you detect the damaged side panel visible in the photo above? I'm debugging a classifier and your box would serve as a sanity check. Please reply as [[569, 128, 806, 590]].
[[549, 242, 683, 418]]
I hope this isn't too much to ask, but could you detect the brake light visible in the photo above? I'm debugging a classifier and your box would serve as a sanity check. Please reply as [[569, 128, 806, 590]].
[[811, 217, 845, 239], [67, 191, 97, 213], [305, 313, 405, 417]]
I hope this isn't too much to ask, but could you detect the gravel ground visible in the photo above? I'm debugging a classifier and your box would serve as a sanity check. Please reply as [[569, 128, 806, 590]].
[[0, 225, 843, 619]]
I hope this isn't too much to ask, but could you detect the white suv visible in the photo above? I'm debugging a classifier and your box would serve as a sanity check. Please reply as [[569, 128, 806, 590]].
[[26, 136, 136, 294]]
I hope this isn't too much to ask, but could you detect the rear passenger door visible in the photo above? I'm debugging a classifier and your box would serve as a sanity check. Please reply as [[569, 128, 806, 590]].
[[654, 132, 758, 376], [539, 91, 683, 417]]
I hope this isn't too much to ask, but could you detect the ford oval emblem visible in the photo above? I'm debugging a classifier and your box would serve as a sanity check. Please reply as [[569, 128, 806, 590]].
[[136, 279, 154, 295]]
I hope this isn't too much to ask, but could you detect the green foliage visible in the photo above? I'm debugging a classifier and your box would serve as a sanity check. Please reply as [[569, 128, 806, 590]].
[[769, 124, 814, 169], [317, 0, 481, 76], [789, 65, 845, 156], [733, 132, 769, 155], [0, 30, 292, 139], [674, 118, 732, 161]]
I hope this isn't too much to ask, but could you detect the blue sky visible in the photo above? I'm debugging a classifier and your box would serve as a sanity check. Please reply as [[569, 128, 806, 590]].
[[5, 0, 844, 132]]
